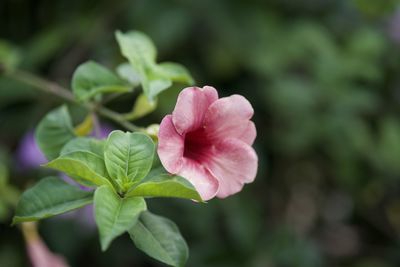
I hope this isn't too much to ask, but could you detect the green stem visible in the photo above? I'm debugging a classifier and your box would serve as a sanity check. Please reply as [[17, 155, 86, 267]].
[[97, 107, 142, 132], [8, 69, 76, 102], [4, 69, 142, 132], [91, 112, 101, 137]]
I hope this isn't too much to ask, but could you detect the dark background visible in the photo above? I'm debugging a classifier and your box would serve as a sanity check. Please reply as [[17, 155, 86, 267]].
[[1, 0, 400, 266]]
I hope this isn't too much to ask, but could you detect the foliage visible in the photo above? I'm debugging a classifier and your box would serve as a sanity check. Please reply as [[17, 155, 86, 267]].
[[10, 31, 198, 267], [116, 30, 194, 101], [1, 0, 400, 267]]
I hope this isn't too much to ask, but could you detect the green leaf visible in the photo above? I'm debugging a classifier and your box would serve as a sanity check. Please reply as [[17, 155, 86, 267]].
[[72, 61, 132, 101], [115, 31, 169, 101], [145, 70, 172, 101], [0, 40, 21, 71], [104, 131, 155, 192], [115, 31, 157, 68], [115, 31, 193, 101], [128, 211, 188, 267], [35, 105, 76, 160], [127, 168, 201, 201], [13, 177, 93, 224], [94, 185, 146, 251], [116, 63, 141, 87], [45, 151, 110, 187], [157, 62, 194, 85], [124, 93, 157, 120], [61, 137, 105, 158]]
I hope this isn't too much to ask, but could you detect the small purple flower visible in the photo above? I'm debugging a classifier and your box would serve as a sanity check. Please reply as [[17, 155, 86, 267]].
[[16, 124, 113, 170], [58, 203, 96, 230], [17, 124, 113, 228], [59, 174, 96, 228], [16, 131, 47, 170], [90, 123, 113, 139], [62, 122, 112, 227], [75, 205, 96, 228], [59, 173, 92, 191]]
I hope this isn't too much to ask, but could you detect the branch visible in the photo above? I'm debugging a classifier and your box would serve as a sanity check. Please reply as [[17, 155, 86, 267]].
[[8, 69, 75, 102], [4, 69, 142, 132]]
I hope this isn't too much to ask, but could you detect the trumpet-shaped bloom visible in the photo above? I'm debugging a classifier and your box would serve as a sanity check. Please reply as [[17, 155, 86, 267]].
[[23, 223, 69, 267], [158, 86, 258, 200]]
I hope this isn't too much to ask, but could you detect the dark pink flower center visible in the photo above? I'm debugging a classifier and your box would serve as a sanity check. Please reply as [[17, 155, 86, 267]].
[[183, 127, 212, 163]]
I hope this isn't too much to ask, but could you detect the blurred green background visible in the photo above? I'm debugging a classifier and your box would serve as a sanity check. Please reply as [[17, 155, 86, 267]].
[[2, 0, 400, 266]]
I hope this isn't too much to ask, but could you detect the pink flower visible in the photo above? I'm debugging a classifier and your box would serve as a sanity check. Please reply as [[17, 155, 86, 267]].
[[22, 222, 70, 267], [157, 86, 258, 200]]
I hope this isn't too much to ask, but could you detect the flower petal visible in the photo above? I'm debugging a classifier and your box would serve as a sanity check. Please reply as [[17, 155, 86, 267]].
[[205, 139, 258, 198], [172, 86, 218, 134], [157, 115, 184, 173], [204, 95, 254, 142], [27, 238, 70, 267], [238, 121, 257, 145], [23, 222, 70, 267], [178, 158, 219, 201]]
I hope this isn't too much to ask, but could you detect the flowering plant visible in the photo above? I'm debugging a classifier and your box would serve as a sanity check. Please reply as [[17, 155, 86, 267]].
[[5, 31, 257, 267]]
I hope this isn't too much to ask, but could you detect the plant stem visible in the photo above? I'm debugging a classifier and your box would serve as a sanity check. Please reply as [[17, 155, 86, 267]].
[[91, 112, 101, 137], [9, 69, 76, 102], [97, 107, 142, 132], [4, 69, 142, 132]]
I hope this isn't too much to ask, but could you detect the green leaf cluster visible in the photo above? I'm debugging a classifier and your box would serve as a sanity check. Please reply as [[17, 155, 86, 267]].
[[13, 177, 93, 224], [69, 31, 194, 121], [35, 105, 76, 160], [129, 211, 188, 267], [13, 29, 198, 267], [116, 30, 194, 102], [72, 61, 132, 102], [16, 104, 201, 266]]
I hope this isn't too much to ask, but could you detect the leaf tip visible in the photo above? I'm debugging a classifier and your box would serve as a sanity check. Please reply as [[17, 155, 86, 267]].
[[115, 30, 124, 41], [100, 244, 109, 252], [100, 237, 112, 252]]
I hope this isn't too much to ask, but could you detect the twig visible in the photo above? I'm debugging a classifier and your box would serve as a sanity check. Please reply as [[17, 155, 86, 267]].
[[96, 107, 142, 132], [91, 112, 101, 137], [9, 69, 75, 102], [4, 69, 142, 132]]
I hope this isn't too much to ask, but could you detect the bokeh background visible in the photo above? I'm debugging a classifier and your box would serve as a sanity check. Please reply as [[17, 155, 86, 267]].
[[1, 0, 400, 266]]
